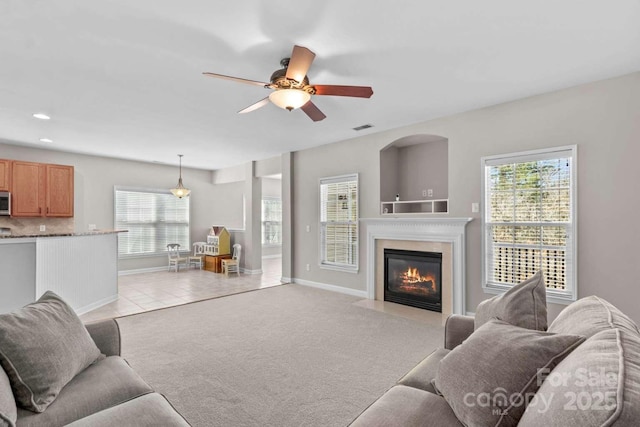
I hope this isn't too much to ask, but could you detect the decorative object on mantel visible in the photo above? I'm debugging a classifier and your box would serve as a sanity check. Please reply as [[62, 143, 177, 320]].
[[170, 154, 190, 199]]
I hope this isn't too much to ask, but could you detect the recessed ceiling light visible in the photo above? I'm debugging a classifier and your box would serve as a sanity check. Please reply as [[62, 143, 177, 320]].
[[39, 138, 53, 143], [33, 113, 51, 120]]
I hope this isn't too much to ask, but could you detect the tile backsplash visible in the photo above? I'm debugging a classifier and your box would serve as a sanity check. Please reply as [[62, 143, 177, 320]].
[[0, 217, 74, 236]]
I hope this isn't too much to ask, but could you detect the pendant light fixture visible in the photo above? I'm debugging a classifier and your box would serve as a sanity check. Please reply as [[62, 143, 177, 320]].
[[170, 154, 191, 198]]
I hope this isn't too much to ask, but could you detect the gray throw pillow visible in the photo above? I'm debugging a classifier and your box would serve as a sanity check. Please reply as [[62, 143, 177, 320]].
[[475, 270, 548, 331], [435, 319, 585, 427], [0, 367, 17, 427], [518, 327, 640, 426], [0, 291, 102, 413], [549, 295, 640, 339]]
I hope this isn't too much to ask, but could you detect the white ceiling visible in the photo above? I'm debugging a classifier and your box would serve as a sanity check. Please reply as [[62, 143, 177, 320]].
[[1, 0, 639, 170]]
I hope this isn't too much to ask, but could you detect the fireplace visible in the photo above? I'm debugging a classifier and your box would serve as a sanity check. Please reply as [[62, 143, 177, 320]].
[[384, 249, 442, 312]]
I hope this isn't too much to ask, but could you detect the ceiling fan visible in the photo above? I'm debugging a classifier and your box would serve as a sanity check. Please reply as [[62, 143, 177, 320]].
[[203, 45, 373, 122]]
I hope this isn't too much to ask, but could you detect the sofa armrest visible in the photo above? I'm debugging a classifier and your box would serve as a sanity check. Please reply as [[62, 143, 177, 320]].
[[85, 319, 121, 356], [444, 314, 475, 350]]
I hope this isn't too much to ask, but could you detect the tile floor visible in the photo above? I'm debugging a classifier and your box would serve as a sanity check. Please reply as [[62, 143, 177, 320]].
[[80, 257, 284, 322]]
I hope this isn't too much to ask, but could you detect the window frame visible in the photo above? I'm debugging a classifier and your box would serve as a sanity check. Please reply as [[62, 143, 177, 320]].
[[480, 145, 578, 304], [262, 196, 282, 247], [114, 186, 191, 258], [319, 173, 359, 273]]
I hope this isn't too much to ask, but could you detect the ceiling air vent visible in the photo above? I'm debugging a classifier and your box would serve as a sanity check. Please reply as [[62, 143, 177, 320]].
[[353, 124, 374, 131]]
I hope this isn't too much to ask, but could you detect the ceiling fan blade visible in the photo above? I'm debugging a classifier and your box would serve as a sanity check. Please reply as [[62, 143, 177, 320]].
[[238, 97, 270, 114], [300, 101, 326, 122], [285, 45, 316, 83], [313, 85, 374, 98], [203, 72, 271, 88]]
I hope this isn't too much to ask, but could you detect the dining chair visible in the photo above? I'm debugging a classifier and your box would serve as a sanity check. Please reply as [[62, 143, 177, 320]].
[[221, 244, 241, 276], [189, 242, 206, 269], [167, 243, 188, 272]]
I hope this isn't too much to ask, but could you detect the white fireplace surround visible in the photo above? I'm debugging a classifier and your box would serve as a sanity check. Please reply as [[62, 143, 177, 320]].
[[361, 218, 473, 315]]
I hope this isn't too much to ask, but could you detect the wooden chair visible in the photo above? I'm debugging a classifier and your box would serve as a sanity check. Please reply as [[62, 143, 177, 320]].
[[167, 243, 188, 272], [189, 242, 206, 269], [221, 244, 241, 276]]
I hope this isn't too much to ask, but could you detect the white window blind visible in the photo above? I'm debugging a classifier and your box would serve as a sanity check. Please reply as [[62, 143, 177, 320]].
[[482, 146, 577, 302], [262, 197, 282, 246], [320, 174, 358, 272], [115, 187, 190, 257]]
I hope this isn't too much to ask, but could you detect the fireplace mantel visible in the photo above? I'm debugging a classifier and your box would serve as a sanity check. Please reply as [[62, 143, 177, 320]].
[[360, 217, 472, 315]]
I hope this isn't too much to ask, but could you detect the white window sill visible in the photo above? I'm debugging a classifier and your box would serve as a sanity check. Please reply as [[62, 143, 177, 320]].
[[319, 264, 359, 274]]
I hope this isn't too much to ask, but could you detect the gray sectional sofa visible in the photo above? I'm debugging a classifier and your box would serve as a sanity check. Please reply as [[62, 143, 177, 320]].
[[0, 292, 188, 427], [351, 277, 640, 426]]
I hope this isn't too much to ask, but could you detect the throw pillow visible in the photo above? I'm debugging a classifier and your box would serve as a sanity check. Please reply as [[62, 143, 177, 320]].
[[475, 270, 548, 331], [0, 291, 102, 413], [548, 295, 640, 339], [435, 319, 585, 427], [518, 327, 640, 426], [0, 367, 17, 427]]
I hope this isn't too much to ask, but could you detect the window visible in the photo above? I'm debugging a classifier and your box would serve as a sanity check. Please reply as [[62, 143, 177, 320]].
[[262, 197, 282, 246], [320, 174, 358, 272], [115, 187, 190, 257], [482, 146, 577, 303]]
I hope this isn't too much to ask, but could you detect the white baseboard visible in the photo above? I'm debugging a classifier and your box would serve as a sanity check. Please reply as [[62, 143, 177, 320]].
[[293, 278, 368, 299], [281, 276, 292, 283], [262, 254, 282, 260], [241, 268, 263, 275], [75, 294, 118, 316], [118, 266, 167, 276]]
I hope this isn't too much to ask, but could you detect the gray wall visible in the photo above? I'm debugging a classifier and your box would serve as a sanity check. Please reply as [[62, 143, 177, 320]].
[[291, 72, 640, 323], [397, 139, 448, 200], [0, 143, 244, 272]]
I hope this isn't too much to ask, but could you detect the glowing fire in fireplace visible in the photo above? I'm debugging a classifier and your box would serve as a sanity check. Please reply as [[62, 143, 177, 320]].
[[403, 267, 436, 285], [396, 267, 437, 293]]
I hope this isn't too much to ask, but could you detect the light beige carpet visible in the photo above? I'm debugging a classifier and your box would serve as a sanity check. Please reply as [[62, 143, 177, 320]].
[[117, 284, 443, 426]]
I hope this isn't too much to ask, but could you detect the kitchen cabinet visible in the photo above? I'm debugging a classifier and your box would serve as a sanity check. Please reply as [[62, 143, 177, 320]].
[[0, 159, 10, 191], [46, 164, 74, 217], [11, 161, 45, 217], [11, 161, 74, 217]]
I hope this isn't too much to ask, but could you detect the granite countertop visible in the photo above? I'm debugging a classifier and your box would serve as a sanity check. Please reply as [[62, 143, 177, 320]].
[[0, 230, 127, 239]]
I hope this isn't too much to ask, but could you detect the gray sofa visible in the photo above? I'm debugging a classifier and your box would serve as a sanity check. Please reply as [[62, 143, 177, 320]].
[[350, 295, 640, 426], [1, 318, 188, 427]]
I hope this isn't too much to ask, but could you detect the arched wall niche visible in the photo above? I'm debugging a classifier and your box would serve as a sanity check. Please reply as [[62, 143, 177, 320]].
[[380, 134, 448, 214]]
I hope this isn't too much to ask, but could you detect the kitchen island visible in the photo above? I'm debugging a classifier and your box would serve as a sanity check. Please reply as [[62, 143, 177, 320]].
[[0, 230, 124, 314]]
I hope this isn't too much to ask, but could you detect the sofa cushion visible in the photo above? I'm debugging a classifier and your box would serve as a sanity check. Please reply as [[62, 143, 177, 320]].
[[15, 356, 153, 427], [349, 385, 463, 427], [1, 368, 17, 427], [397, 348, 450, 393], [0, 291, 102, 413], [435, 319, 584, 427], [519, 327, 640, 426], [475, 270, 548, 331], [549, 295, 640, 339], [66, 393, 189, 427]]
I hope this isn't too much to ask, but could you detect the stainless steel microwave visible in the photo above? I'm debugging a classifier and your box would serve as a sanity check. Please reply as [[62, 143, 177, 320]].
[[0, 192, 10, 216]]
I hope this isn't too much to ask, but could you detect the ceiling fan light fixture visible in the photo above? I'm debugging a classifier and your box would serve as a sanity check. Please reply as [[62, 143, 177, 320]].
[[269, 89, 310, 111], [170, 154, 191, 198]]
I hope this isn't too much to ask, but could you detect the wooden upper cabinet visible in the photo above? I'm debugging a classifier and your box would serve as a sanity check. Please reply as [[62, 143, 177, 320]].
[[46, 164, 74, 217], [11, 161, 74, 218], [0, 159, 10, 191], [11, 161, 45, 217]]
